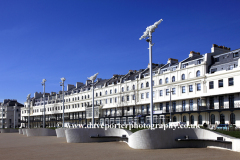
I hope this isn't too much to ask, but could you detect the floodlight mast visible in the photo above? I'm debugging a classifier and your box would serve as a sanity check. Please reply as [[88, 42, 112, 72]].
[[139, 19, 163, 130], [1, 102, 3, 129], [41, 79, 46, 128], [14, 103, 17, 129], [87, 73, 98, 126], [27, 93, 31, 128], [60, 77, 65, 128]]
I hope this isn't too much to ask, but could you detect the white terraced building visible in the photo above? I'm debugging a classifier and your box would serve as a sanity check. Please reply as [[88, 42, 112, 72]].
[[21, 44, 240, 128]]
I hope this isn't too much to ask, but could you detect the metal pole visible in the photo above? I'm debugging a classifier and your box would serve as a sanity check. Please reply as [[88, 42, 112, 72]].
[[1, 103, 3, 129], [14, 103, 16, 129], [43, 83, 45, 128], [149, 31, 153, 129], [28, 98, 30, 128], [92, 80, 94, 126], [61, 78, 65, 128], [170, 88, 172, 122]]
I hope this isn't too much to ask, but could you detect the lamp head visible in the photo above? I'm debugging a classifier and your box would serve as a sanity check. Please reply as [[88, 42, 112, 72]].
[[42, 79, 46, 84], [61, 77, 66, 82]]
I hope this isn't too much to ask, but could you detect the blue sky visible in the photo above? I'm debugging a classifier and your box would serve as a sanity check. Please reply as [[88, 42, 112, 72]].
[[0, 0, 240, 104]]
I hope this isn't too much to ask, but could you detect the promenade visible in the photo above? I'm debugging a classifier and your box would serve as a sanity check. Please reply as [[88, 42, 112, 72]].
[[0, 133, 239, 160]]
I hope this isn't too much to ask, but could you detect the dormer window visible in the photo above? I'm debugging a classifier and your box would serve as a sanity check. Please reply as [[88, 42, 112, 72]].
[[172, 67, 176, 71], [182, 63, 188, 68], [233, 52, 239, 58], [214, 57, 219, 62], [211, 68, 217, 73], [162, 69, 167, 72], [197, 59, 202, 64]]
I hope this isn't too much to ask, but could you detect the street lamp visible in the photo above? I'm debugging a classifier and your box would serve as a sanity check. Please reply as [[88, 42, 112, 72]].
[[139, 19, 163, 129], [1, 102, 3, 129], [88, 73, 98, 126], [14, 103, 17, 129], [60, 77, 65, 128], [167, 86, 174, 122], [27, 94, 31, 128], [41, 79, 46, 128]]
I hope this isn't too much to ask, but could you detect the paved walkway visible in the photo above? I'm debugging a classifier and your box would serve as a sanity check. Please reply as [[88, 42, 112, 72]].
[[0, 133, 239, 160]]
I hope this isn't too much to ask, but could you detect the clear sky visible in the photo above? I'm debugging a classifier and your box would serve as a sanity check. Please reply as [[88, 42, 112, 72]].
[[0, 0, 240, 104]]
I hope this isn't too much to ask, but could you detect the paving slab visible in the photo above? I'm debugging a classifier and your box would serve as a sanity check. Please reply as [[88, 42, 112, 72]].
[[0, 133, 239, 160]]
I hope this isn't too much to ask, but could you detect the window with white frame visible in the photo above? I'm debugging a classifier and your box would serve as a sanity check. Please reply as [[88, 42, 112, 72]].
[[166, 89, 169, 95], [196, 70, 200, 77], [172, 88, 176, 94], [146, 92, 149, 98], [165, 78, 169, 83], [182, 86, 185, 93], [189, 85, 193, 92], [182, 74, 185, 80], [172, 76, 175, 82], [160, 90, 163, 96], [159, 79, 162, 85], [197, 83, 201, 91], [141, 93, 144, 99]]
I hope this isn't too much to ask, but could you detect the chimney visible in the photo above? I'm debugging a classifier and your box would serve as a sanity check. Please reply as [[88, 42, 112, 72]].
[[167, 58, 178, 64], [76, 82, 84, 88], [67, 84, 75, 91], [211, 44, 230, 54], [189, 51, 200, 57]]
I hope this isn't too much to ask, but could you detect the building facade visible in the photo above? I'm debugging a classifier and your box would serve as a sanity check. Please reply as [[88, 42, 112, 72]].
[[0, 99, 24, 128], [21, 44, 240, 128]]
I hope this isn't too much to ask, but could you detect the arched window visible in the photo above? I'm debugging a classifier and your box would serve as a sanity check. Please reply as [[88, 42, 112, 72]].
[[183, 116, 186, 123], [198, 115, 202, 124], [85, 95, 86, 99], [173, 116, 177, 122], [230, 113, 235, 124], [132, 85, 135, 90], [82, 96, 83, 99], [182, 74, 185, 80], [122, 87, 124, 92], [88, 95, 89, 98], [165, 78, 169, 83], [196, 70, 200, 77], [146, 82, 149, 87], [159, 79, 162, 85], [122, 96, 124, 102], [152, 81, 155, 86], [115, 89, 117, 93], [110, 90, 112, 94], [141, 83, 144, 88], [191, 115, 194, 124], [105, 91, 107, 95], [96, 93, 98, 97], [211, 114, 215, 124], [127, 86, 129, 91], [172, 76, 175, 82], [220, 114, 225, 124], [100, 92, 102, 96]]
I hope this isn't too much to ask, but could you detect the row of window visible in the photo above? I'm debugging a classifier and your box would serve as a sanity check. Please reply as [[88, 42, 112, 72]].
[[209, 78, 234, 89]]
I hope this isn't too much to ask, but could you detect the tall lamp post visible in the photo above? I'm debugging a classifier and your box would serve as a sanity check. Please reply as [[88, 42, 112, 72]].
[[60, 77, 65, 128], [1, 102, 3, 129], [41, 79, 47, 128], [140, 19, 163, 129], [88, 73, 98, 126], [14, 103, 17, 129], [27, 94, 31, 128], [167, 87, 174, 122]]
